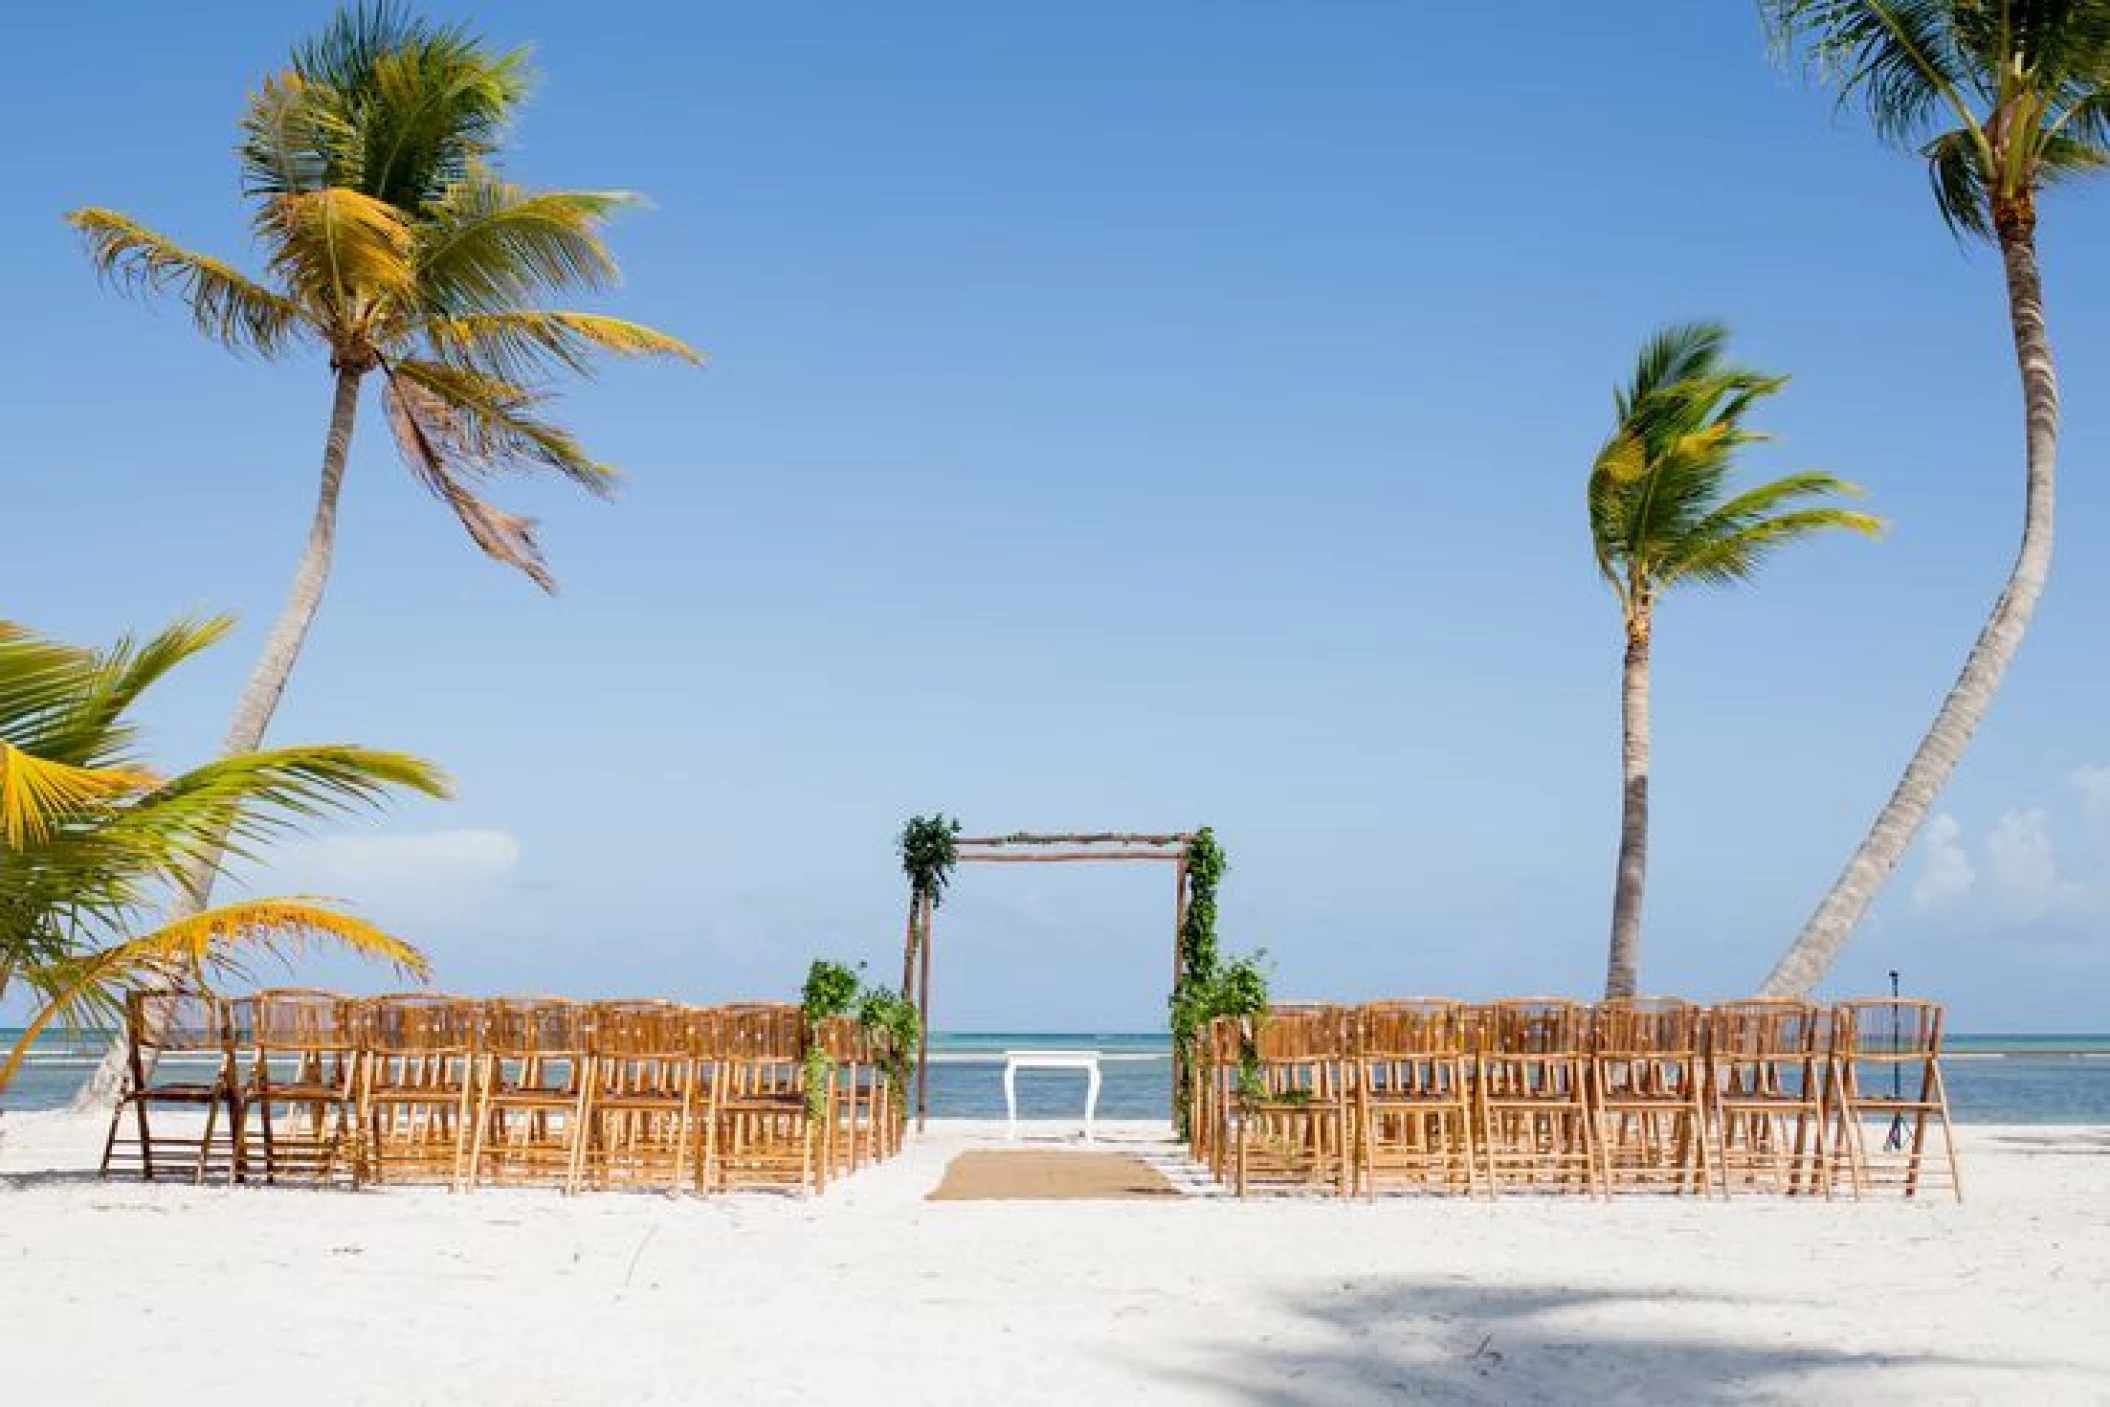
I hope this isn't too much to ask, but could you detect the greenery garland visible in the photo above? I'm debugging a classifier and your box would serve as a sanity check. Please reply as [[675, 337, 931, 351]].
[[799, 957, 923, 1126], [800, 958, 861, 1125], [1169, 827, 1266, 1135], [899, 813, 961, 910]]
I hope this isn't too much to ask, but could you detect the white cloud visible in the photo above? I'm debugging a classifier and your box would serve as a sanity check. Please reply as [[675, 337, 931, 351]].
[[1984, 808, 2067, 917], [1911, 813, 1975, 910], [239, 829, 522, 921], [2072, 763, 2110, 824]]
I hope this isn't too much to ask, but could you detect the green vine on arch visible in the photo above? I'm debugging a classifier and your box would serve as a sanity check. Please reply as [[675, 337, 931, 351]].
[[1170, 827, 1266, 1135]]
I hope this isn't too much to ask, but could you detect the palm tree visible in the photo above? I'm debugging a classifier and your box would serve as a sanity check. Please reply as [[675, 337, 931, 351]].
[[0, 616, 446, 1097], [1591, 323, 1880, 998], [66, 1, 697, 924], [1757, 2, 2110, 995]]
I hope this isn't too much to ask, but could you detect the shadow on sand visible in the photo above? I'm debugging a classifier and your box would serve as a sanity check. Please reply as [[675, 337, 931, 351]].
[[1123, 1276, 2061, 1404]]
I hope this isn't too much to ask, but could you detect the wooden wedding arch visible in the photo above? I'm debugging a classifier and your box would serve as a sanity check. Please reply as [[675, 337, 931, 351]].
[[900, 829, 1201, 1129]]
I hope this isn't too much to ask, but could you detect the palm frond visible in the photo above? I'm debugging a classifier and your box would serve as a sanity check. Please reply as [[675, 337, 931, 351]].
[[255, 187, 416, 318], [66, 208, 305, 356], [0, 899, 429, 1095], [386, 356, 616, 491], [1662, 506, 1885, 587], [381, 367, 558, 590], [414, 173, 633, 314], [1924, 125, 1995, 235], [0, 744, 153, 848], [1763, 0, 1983, 145], [418, 310, 702, 380]]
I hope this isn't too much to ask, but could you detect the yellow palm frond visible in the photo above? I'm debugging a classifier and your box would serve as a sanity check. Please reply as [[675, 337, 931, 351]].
[[420, 310, 702, 379], [0, 742, 155, 847], [257, 187, 417, 314], [0, 899, 428, 1095], [66, 208, 305, 355]]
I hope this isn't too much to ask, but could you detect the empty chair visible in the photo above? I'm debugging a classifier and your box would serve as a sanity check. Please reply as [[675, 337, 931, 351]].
[[576, 1000, 702, 1194], [708, 1003, 815, 1195], [99, 990, 241, 1183], [816, 1016, 887, 1185], [1354, 999, 1477, 1197], [1235, 1005, 1353, 1198], [1476, 999, 1600, 1196], [240, 988, 361, 1186], [1191, 1013, 1245, 1182], [1828, 999, 1962, 1201], [1708, 1000, 1833, 1198], [359, 994, 480, 1186], [1590, 998, 1714, 1196], [463, 998, 592, 1192]]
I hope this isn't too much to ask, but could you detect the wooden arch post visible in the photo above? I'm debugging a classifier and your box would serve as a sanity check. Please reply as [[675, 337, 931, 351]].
[[912, 831, 1196, 1131]]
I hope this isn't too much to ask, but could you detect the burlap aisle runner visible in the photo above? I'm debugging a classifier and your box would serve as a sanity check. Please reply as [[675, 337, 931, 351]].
[[926, 1150, 1180, 1201]]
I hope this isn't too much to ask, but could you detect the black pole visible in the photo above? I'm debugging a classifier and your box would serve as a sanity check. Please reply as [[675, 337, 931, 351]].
[[1885, 969, 1907, 1151]]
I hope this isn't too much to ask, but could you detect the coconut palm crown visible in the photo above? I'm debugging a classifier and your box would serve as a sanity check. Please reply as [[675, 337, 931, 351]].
[[69, 2, 698, 589], [1590, 322, 1880, 998], [0, 615, 447, 1094], [1765, 1, 2110, 240]]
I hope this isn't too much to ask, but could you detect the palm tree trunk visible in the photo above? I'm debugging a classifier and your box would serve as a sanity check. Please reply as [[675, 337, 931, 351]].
[[1605, 620, 1651, 998], [1761, 213, 2056, 997], [72, 366, 364, 1111]]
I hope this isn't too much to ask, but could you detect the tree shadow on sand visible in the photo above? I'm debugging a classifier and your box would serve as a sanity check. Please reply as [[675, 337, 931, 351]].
[[1122, 1277, 2068, 1405]]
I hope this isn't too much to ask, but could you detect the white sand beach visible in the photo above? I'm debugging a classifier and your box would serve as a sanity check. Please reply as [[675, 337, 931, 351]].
[[3, 1112, 2105, 1405]]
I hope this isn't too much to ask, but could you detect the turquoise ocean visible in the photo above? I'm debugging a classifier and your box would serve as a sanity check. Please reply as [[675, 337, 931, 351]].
[[4, 1029, 2108, 1123]]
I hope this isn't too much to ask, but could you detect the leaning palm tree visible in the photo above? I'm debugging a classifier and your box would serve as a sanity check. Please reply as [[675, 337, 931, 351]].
[[1757, 2, 2110, 995], [1591, 323, 1880, 998], [0, 616, 446, 1097], [67, 1, 697, 926]]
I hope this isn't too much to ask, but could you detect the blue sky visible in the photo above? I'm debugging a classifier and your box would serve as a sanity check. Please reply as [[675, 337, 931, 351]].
[[6, 1, 2108, 1029]]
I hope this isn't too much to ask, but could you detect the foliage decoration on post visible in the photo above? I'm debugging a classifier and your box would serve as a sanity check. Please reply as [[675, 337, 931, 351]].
[[897, 813, 961, 981], [800, 958, 862, 1124], [1169, 827, 1260, 1135], [855, 984, 923, 1110]]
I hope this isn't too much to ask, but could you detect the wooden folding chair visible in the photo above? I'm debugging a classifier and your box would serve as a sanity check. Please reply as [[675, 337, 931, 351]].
[[1590, 997, 1715, 1196], [1235, 1005, 1353, 1198], [99, 990, 242, 1184], [577, 1000, 700, 1194], [1476, 999, 1600, 1196], [463, 998, 592, 1192], [1708, 1000, 1832, 1198], [1354, 999, 1477, 1197], [239, 988, 361, 1186], [817, 1015, 885, 1186], [1828, 998, 1962, 1202], [1192, 1014, 1243, 1182], [359, 994, 481, 1186], [708, 1003, 815, 1195]]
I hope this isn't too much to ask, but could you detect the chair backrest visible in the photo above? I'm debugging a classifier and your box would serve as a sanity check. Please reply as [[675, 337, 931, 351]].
[[250, 988, 355, 1053], [589, 1000, 688, 1059], [1593, 998, 1703, 1056], [482, 998, 589, 1058], [1709, 1000, 1825, 1059], [1831, 999, 1943, 1061], [816, 1015, 871, 1063], [1486, 999, 1587, 1056], [1358, 1000, 1463, 1058], [718, 1003, 805, 1063], [362, 994, 480, 1054], [126, 989, 228, 1056], [1254, 1005, 1351, 1063]]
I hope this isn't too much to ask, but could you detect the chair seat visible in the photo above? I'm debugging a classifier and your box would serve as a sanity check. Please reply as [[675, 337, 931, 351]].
[[130, 1083, 227, 1102]]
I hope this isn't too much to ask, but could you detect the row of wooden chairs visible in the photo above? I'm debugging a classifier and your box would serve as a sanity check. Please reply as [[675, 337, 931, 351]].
[[1188, 997, 1961, 1202], [100, 989, 905, 1196]]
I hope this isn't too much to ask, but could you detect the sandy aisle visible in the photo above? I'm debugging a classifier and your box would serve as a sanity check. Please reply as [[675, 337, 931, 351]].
[[3, 1113, 2104, 1405]]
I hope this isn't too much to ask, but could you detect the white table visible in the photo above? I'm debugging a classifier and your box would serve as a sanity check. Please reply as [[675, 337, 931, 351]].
[[1002, 1049, 1103, 1144]]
